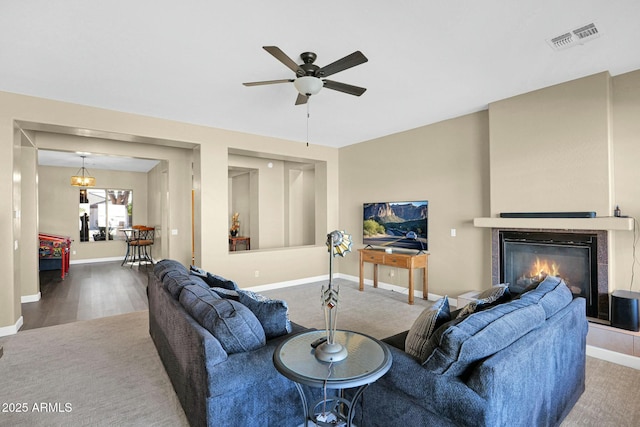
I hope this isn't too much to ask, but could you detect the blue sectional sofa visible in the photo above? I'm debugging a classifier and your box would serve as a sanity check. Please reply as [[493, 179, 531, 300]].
[[147, 260, 314, 427], [354, 275, 588, 427], [148, 260, 586, 427]]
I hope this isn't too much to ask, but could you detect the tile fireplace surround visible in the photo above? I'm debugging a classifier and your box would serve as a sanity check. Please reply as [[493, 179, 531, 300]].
[[491, 228, 608, 321], [474, 216, 634, 323]]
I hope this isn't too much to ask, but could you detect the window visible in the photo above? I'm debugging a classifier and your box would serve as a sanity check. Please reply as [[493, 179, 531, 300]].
[[79, 189, 133, 242]]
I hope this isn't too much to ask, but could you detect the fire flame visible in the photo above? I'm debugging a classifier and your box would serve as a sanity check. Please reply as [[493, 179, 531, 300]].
[[528, 257, 560, 280]]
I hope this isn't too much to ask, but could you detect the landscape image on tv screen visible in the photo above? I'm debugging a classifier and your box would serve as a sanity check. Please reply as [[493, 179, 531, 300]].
[[363, 201, 428, 252]]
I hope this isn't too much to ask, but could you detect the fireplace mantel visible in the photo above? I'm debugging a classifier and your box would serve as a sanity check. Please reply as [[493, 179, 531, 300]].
[[473, 217, 634, 231]]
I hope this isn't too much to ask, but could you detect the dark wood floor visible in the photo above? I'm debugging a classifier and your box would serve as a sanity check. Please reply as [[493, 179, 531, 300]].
[[21, 261, 149, 331]]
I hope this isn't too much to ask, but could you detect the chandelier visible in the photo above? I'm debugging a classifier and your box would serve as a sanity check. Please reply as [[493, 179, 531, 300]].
[[70, 155, 96, 187]]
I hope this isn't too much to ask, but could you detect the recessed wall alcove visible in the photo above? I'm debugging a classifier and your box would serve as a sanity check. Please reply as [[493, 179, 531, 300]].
[[228, 149, 326, 251]]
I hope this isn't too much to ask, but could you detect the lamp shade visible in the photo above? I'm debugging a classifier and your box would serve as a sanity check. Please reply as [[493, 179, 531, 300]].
[[70, 155, 96, 187], [293, 76, 323, 96], [71, 175, 96, 187], [326, 230, 352, 257]]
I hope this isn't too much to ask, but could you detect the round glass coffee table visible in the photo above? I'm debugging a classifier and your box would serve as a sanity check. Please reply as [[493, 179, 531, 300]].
[[273, 329, 392, 427]]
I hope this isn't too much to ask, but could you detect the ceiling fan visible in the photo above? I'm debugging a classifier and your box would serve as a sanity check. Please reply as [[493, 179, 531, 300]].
[[243, 46, 368, 105]]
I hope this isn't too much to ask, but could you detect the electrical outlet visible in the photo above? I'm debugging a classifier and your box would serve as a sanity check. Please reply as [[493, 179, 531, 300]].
[[254, 270, 260, 277], [72, 250, 76, 255], [451, 228, 457, 237], [389, 270, 395, 277]]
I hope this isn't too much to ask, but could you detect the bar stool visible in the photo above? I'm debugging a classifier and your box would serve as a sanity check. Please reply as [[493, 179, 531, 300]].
[[121, 228, 136, 266], [129, 226, 155, 267]]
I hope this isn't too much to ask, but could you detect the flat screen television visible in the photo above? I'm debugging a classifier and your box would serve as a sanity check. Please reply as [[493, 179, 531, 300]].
[[363, 201, 428, 252]]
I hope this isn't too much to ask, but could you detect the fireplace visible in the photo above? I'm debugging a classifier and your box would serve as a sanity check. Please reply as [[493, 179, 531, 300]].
[[492, 228, 609, 321]]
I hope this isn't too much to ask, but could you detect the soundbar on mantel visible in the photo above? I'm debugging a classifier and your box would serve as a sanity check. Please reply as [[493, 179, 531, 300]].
[[499, 212, 596, 219]]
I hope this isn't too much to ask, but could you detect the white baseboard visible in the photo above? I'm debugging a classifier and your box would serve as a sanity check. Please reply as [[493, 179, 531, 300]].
[[0, 316, 23, 337], [248, 273, 446, 305], [21, 292, 41, 303], [338, 273, 447, 304], [586, 345, 640, 370], [246, 275, 329, 293], [70, 256, 123, 265]]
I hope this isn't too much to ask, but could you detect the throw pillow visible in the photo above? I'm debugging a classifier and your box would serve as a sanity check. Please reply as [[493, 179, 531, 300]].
[[206, 273, 239, 291], [456, 284, 510, 318], [189, 265, 239, 291], [179, 284, 266, 354], [189, 265, 208, 279], [237, 290, 292, 339], [405, 296, 451, 363], [210, 287, 240, 300]]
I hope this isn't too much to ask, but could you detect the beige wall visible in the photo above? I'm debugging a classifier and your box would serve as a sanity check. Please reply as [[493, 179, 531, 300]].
[[38, 165, 149, 261], [20, 143, 39, 299], [3, 68, 639, 333], [197, 141, 338, 287], [1, 90, 340, 333], [338, 69, 640, 300], [147, 160, 170, 261], [229, 154, 285, 249], [339, 111, 492, 297], [228, 155, 321, 250], [488, 70, 640, 293], [488, 72, 612, 216], [612, 69, 640, 292], [35, 132, 194, 265]]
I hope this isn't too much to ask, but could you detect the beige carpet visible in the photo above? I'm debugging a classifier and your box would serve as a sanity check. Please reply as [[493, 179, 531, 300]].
[[0, 310, 188, 427], [0, 279, 639, 426], [262, 279, 434, 339]]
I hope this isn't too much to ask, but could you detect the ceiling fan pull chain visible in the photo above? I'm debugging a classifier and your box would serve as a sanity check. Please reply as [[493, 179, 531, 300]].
[[306, 98, 310, 147]]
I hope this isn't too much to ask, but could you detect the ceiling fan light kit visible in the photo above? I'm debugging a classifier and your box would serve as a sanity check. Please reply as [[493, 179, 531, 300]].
[[243, 46, 368, 105], [293, 76, 323, 96]]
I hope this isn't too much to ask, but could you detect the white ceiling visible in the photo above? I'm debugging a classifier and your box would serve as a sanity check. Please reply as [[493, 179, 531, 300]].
[[2, 1, 640, 150], [38, 150, 160, 173]]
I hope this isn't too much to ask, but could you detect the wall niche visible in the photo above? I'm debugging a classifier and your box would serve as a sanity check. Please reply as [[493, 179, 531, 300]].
[[228, 149, 325, 251]]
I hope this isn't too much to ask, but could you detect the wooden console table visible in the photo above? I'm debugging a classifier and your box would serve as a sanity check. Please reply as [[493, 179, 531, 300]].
[[229, 236, 250, 251], [358, 249, 428, 305]]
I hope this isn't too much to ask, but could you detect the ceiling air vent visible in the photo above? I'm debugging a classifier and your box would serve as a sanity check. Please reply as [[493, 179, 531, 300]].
[[547, 23, 600, 51]]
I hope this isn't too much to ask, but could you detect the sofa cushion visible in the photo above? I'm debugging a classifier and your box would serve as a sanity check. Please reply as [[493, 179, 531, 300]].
[[180, 282, 222, 302], [519, 275, 573, 318], [456, 284, 510, 318], [205, 286, 294, 339], [189, 274, 211, 290], [163, 269, 197, 299], [382, 330, 410, 351], [154, 259, 188, 281], [179, 284, 266, 354], [405, 296, 450, 363], [423, 298, 546, 376], [237, 290, 292, 339]]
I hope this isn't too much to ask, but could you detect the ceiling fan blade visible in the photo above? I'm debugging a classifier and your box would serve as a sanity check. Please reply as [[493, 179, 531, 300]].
[[263, 46, 301, 74], [295, 93, 308, 105], [316, 51, 368, 78], [323, 80, 367, 96], [243, 79, 294, 87]]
